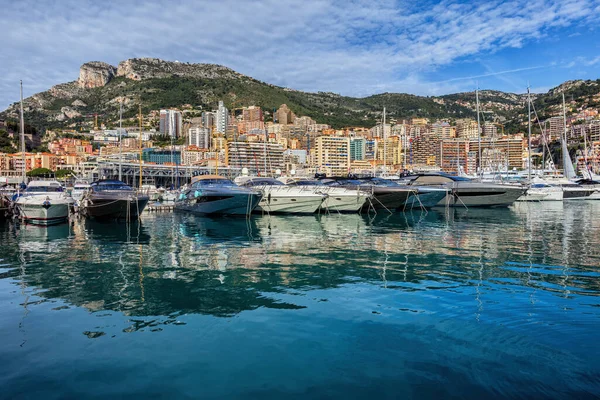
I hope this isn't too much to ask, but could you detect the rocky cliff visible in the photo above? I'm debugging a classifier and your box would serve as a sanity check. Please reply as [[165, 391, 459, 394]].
[[78, 61, 117, 89]]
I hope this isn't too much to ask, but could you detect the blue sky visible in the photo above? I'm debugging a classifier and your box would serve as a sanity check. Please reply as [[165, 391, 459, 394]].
[[1, 0, 599, 110]]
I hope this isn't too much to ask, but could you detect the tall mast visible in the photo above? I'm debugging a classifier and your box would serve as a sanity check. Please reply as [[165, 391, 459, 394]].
[[583, 125, 588, 177], [263, 125, 267, 176], [19, 80, 26, 183], [382, 107, 387, 175], [118, 98, 123, 181], [138, 102, 143, 188], [527, 85, 532, 181], [475, 87, 481, 178]]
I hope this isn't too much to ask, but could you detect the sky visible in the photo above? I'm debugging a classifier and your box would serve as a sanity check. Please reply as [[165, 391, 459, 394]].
[[1, 0, 599, 110]]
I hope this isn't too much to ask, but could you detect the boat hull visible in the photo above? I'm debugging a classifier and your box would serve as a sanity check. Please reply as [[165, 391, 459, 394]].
[[175, 192, 261, 216], [562, 187, 597, 200], [83, 196, 149, 220], [255, 189, 325, 214], [362, 188, 415, 211], [437, 186, 525, 207], [320, 189, 369, 213], [17, 202, 70, 225], [403, 188, 448, 209]]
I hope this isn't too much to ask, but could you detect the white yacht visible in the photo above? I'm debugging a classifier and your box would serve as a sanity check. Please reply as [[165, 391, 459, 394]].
[[15, 180, 73, 225], [400, 173, 525, 207], [516, 182, 563, 202], [278, 177, 370, 213], [70, 181, 90, 206], [236, 177, 327, 214]]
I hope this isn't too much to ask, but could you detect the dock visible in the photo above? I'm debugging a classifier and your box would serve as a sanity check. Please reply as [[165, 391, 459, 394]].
[[145, 204, 175, 213]]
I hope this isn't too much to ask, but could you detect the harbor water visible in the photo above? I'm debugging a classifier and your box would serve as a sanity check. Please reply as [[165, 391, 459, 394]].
[[1, 203, 599, 398]]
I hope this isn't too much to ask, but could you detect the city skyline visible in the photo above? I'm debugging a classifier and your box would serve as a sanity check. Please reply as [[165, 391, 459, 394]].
[[1, 0, 599, 110]]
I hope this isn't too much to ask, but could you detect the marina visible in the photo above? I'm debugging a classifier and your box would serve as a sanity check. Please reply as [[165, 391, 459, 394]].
[[0, 202, 599, 398]]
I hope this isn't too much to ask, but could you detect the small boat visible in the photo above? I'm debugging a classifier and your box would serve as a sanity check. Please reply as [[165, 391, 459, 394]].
[[400, 173, 525, 207], [81, 180, 149, 220], [70, 180, 90, 207], [236, 177, 327, 214], [561, 182, 598, 200], [278, 177, 370, 213], [14, 180, 73, 225], [175, 175, 261, 216], [516, 182, 563, 202]]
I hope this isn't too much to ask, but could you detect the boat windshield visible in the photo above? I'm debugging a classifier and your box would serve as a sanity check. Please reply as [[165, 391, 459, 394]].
[[192, 178, 236, 187], [367, 178, 399, 187], [291, 179, 324, 186], [26, 186, 64, 193], [241, 178, 284, 187], [92, 181, 133, 191]]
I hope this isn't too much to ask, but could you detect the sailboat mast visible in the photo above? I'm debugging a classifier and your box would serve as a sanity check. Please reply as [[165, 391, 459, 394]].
[[19, 80, 26, 183], [383, 107, 387, 175], [138, 103, 143, 189], [118, 98, 123, 181], [527, 85, 532, 181], [476, 87, 481, 178], [263, 126, 267, 176], [583, 125, 588, 176]]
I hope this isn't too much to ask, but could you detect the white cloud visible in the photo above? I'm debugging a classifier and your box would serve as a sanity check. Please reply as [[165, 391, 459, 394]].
[[0, 0, 597, 109]]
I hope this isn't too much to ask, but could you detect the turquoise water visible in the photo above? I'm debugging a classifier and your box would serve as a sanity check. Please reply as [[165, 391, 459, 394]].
[[1, 203, 600, 399]]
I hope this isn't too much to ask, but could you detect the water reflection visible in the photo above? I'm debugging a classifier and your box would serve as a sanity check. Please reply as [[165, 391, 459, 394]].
[[0, 203, 598, 322]]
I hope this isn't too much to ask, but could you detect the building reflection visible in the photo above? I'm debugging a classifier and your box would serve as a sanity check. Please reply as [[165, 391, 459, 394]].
[[1, 202, 599, 326]]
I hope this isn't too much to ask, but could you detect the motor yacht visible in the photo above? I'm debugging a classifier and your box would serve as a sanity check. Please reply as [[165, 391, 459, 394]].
[[175, 175, 261, 216], [236, 177, 326, 214], [321, 177, 416, 212], [516, 181, 563, 202], [70, 180, 90, 207], [14, 180, 73, 225], [80, 180, 149, 220], [278, 177, 370, 213], [400, 173, 525, 207]]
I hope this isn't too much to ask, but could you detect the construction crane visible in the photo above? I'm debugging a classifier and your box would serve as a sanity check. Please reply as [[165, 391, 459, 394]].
[[85, 113, 106, 130]]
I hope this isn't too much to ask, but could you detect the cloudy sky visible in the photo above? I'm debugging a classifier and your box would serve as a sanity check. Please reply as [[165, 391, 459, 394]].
[[1, 0, 599, 110]]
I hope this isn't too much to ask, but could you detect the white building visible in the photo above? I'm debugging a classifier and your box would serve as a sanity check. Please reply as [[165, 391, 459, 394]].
[[216, 101, 229, 133], [159, 109, 183, 138], [188, 126, 211, 149]]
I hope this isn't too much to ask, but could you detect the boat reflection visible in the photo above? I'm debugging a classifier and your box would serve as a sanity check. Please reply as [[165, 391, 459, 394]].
[[0, 203, 598, 329]]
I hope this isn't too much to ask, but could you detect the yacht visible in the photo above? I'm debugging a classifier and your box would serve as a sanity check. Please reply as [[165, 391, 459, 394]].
[[236, 177, 327, 214], [80, 180, 149, 220], [70, 180, 90, 207], [278, 177, 370, 213], [516, 182, 563, 202], [400, 173, 525, 207], [321, 177, 416, 212], [14, 180, 73, 225], [175, 175, 261, 216]]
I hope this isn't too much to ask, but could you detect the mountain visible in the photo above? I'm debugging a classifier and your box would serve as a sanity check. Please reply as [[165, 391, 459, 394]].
[[1, 58, 599, 135]]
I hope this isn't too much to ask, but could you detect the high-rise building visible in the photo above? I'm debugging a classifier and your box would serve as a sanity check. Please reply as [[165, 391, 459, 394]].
[[547, 116, 564, 140], [314, 136, 350, 176], [201, 111, 215, 130], [227, 141, 284, 175], [239, 106, 264, 134], [431, 122, 455, 139], [188, 126, 211, 149], [455, 118, 480, 139], [370, 124, 391, 139], [350, 137, 366, 161], [275, 104, 295, 125], [482, 123, 498, 137], [216, 101, 229, 133], [159, 110, 183, 138]]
